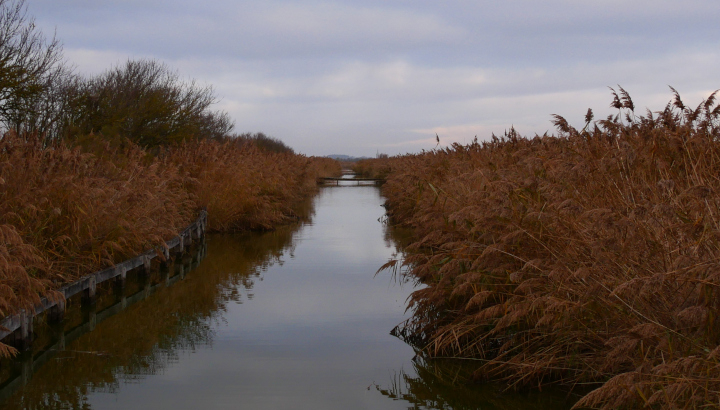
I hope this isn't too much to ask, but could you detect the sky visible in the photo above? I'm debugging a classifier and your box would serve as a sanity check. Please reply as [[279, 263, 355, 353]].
[[29, 0, 720, 157]]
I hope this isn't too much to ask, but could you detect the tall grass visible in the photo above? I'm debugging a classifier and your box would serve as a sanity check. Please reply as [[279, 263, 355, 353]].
[[372, 89, 720, 409], [0, 133, 194, 294], [0, 132, 339, 355], [352, 158, 392, 179], [166, 139, 338, 231]]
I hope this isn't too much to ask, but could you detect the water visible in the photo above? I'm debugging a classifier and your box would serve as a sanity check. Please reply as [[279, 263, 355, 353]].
[[0, 183, 579, 409]]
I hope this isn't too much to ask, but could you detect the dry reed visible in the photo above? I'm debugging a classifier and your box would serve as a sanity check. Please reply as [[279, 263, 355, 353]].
[[0, 132, 339, 355], [371, 88, 720, 409], [165, 139, 339, 231]]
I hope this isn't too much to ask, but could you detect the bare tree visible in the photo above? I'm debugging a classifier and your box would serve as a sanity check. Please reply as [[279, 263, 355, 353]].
[[0, 0, 64, 136], [66, 59, 234, 147]]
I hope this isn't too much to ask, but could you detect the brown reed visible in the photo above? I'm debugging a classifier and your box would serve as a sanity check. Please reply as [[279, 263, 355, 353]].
[[0, 132, 339, 356], [164, 139, 340, 231], [372, 88, 720, 409]]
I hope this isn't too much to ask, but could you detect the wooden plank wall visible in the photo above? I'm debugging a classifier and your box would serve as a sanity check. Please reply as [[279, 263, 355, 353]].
[[0, 241, 207, 402], [0, 210, 208, 345]]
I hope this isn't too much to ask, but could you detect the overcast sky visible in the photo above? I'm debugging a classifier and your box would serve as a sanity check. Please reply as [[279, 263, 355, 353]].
[[29, 0, 720, 156]]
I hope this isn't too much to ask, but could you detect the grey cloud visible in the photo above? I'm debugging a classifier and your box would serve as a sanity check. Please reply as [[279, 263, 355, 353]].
[[205, 50, 720, 155], [26, 0, 720, 156], [34, 1, 463, 60], [33, 0, 720, 64]]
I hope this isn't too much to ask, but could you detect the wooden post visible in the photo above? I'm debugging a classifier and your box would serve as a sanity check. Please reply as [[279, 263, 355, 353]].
[[115, 265, 127, 289], [82, 276, 97, 305], [88, 308, 96, 332], [195, 243, 202, 262], [160, 246, 171, 269], [48, 299, 66, 323], [21, 355, 31, 385], [19, 309, 33, 350], [141, 254, 151, 276], [185, 231, 193, 249], [175, 235, 185, 258]]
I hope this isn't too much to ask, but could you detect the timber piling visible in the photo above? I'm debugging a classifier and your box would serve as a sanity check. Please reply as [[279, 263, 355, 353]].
[[0, 243, 207, 402], [0, 209, 208, 349]]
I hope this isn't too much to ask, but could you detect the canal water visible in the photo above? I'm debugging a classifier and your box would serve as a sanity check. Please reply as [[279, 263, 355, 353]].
[[0, 182, 579, 409]]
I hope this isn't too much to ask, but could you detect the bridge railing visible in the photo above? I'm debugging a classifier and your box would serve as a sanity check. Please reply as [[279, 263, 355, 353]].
[[318, 177, 385, 185]]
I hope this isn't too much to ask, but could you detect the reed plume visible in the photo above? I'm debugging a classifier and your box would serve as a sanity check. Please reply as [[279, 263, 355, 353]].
[[371, 88, 720, 409]]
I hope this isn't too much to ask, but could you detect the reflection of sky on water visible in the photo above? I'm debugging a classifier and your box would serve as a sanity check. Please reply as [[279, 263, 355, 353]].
[[295, 187, 393, 267], [86, 186, 417, 409], [0, 185, 578, 409]]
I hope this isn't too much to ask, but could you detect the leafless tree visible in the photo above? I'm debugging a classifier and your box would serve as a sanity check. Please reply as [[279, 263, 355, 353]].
[[66, 59, 234, 147], [0, 0, 64, 136]]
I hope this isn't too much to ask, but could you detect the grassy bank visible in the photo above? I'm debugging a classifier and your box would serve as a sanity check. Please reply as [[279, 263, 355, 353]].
[[364, 90, 720, 409], [0, 133, 339, 355]]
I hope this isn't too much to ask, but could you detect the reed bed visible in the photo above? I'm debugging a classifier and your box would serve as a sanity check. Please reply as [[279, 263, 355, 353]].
[[165, 139, 339, 231], [351, 158, 392, 180], [0, 133, 339, 355], [368, 89, 720, 409], [0, 133, 194, 308]]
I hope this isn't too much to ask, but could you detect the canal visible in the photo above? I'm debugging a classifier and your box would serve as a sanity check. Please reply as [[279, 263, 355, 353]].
[[0, 181, 579, 409]]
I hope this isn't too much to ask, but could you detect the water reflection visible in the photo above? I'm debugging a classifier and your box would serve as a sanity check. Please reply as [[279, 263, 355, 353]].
[[372, 355, 580, 409], [0, 207, 311, 409], [0, 185, 578, 409]]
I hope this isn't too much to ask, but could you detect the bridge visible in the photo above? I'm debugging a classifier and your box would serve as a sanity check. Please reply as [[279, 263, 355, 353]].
[[318, 177, 385, 185]]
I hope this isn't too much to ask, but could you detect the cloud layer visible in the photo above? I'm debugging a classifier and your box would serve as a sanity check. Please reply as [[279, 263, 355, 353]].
[[30, 0, 720, 155]]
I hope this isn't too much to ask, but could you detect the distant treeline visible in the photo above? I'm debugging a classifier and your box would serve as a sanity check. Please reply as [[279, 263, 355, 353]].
[[234, 132, 294, 154]]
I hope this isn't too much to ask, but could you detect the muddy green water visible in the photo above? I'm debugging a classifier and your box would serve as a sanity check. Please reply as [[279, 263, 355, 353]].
[[0, 183, 580, 409]]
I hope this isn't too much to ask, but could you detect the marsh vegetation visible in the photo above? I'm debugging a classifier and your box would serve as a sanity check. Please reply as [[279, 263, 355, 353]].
[[3, 0, 719, 408], [358, 88, 720, 408]]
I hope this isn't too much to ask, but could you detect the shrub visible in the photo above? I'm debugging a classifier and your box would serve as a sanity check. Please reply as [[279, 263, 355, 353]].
[[230, 132, 295, 154], [0, 0, 64, 137], [62, 59, 233, 148]]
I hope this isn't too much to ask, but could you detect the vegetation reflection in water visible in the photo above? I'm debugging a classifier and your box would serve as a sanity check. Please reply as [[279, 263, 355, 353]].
[[374, 355, 583, 409], [0, 207, 310, 410], [0, 186, 579, 409], [377, 222, 581, 410]]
